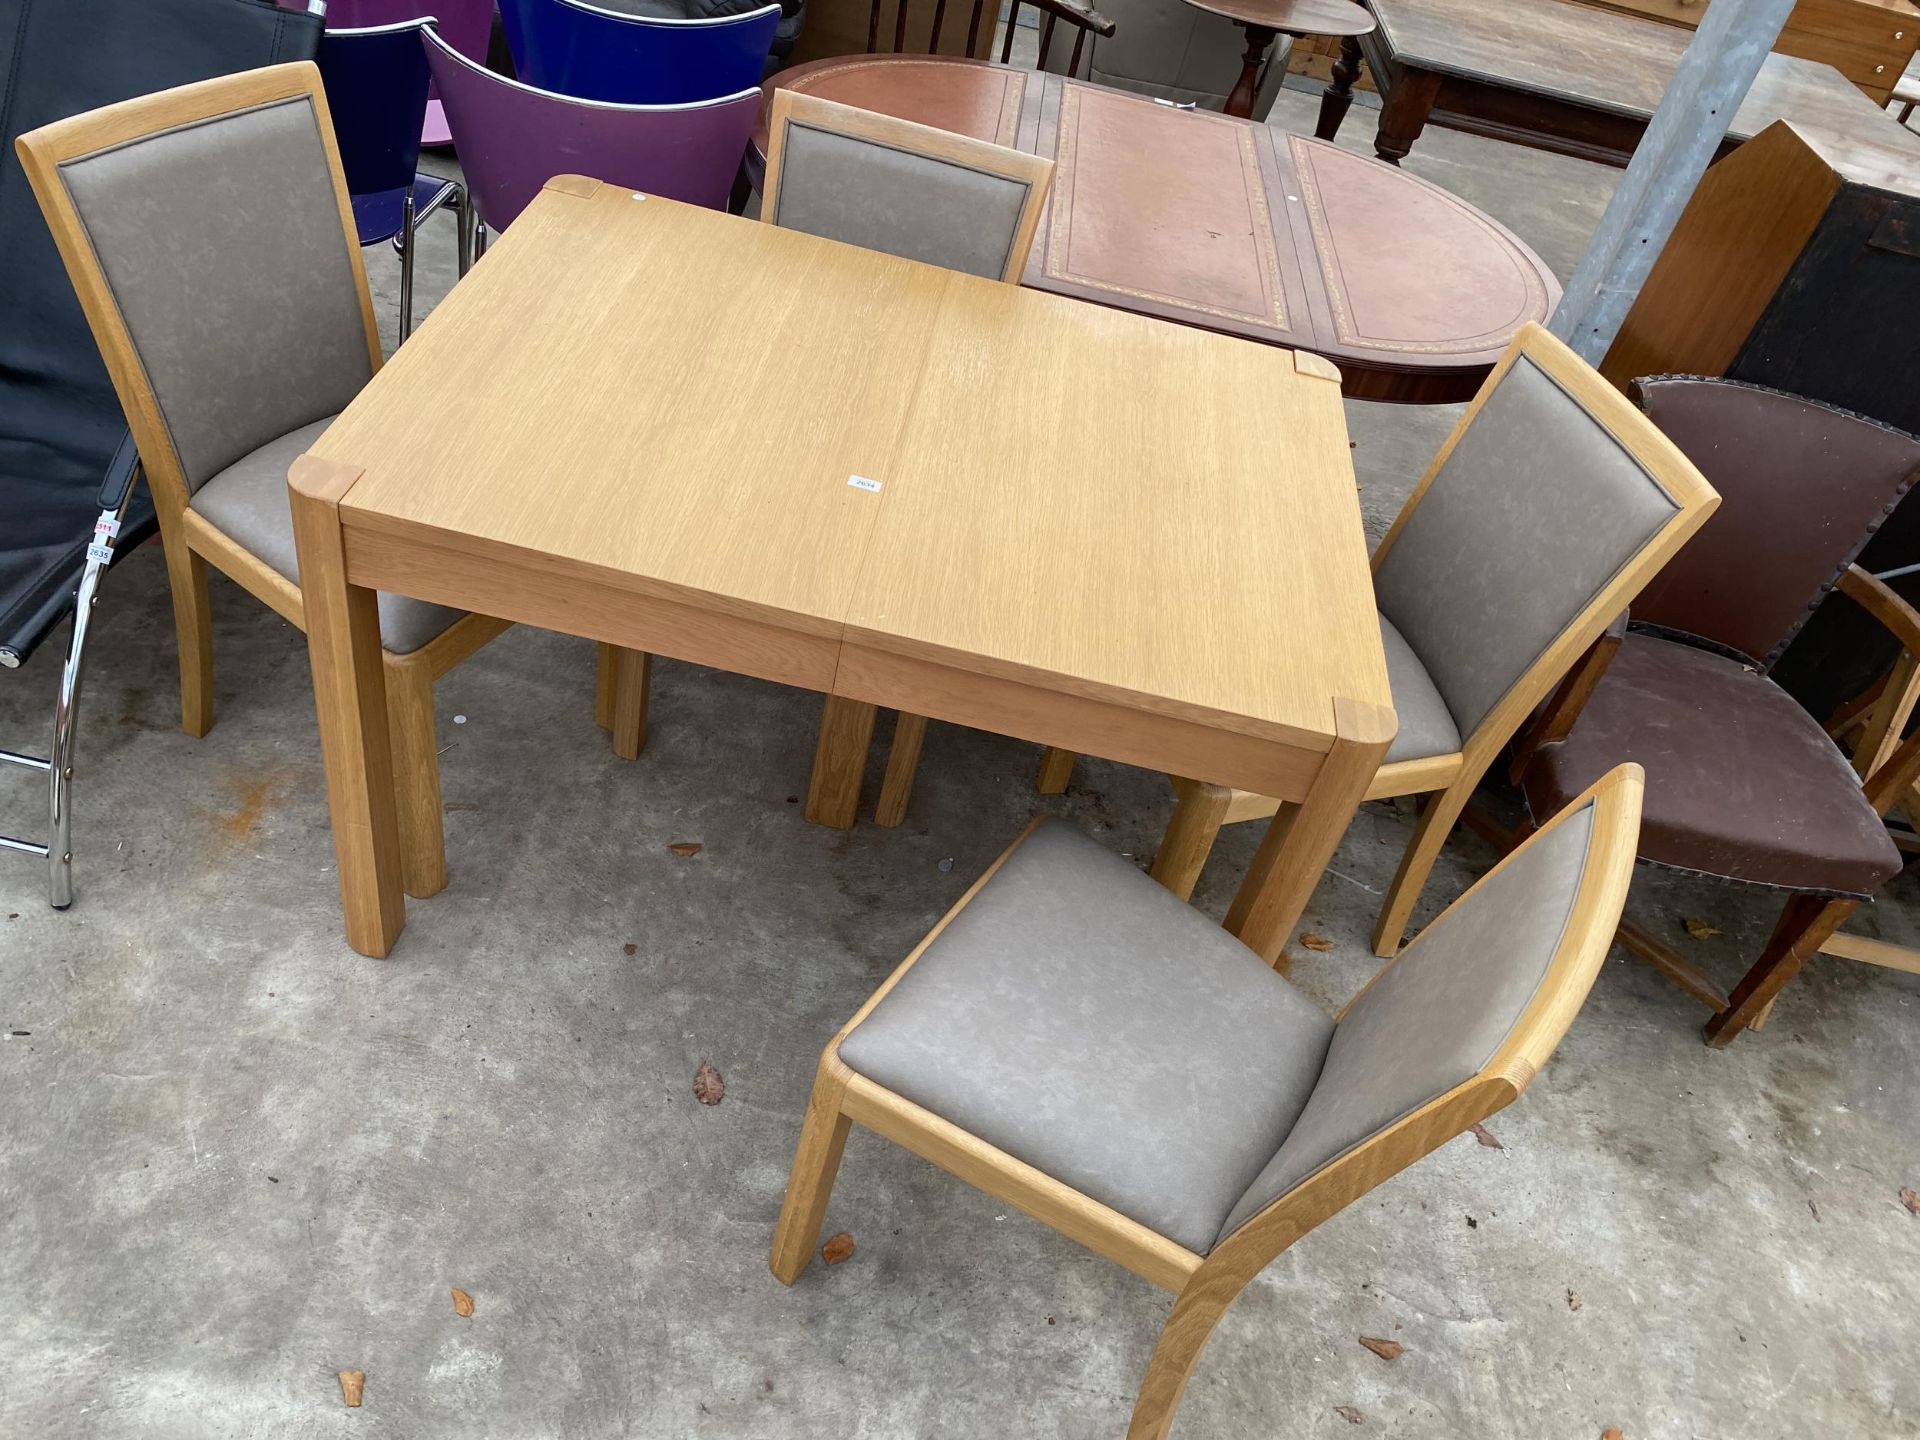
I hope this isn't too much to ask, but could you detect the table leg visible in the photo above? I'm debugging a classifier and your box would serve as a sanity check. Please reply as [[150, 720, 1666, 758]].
[[806, 694, 878, 828], [1223, 699, 1393, 967], [288, 457, 406, 958], [1374, 67, 1441, 166], [1226, 23, 1278, 121], [1315, 34, 1365, 140]]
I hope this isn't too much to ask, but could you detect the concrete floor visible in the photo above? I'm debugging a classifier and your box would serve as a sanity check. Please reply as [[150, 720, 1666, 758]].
[[4, 79, 1920, 1440]]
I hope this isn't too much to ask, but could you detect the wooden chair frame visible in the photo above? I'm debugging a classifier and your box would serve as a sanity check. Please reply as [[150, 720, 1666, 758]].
[[770, 765, 1643, 1439], [1022, 324, 1716, 961], [594, 90, 1055, 781], [16, 63, 508, 900]]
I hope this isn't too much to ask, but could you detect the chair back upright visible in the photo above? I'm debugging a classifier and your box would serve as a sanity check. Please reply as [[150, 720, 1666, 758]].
[[1370, 326, 1720, 761], [317, 20, 436, 227], [498, 0, 781, 104], [760, 90, 1054, 284], [1212, 764, 1644, 1251], [422, 27, 759, 229], [14, 63, 378, 513], [1626, 377, 1920, 672], [863, 0, 1110, 78]]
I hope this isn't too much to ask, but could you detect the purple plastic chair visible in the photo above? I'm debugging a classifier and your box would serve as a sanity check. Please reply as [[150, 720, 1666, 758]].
[[326, 0, 495, 146], [422, 24, 759, 246]]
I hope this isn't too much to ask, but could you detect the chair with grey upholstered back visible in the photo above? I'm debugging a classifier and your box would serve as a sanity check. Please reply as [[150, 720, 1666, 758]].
[[16, 62, 508, 899], [771, 764, 1644, 1440], [760, 88, 1054, 283], [1003, 323, 1719, 963]]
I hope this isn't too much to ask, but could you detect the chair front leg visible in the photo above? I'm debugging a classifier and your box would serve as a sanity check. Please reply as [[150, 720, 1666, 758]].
[[1371, 782, 1469, 958], [875, 712, 927, 828], [397, 192, 418, 343], [382, 651, 448, 899], [1705, 894, 1855, 1046], [1036, 746, 1077, 795], [771, 1056, 855, 1285], [1127, 1276, 1239, 1440], [1150, 779, 1231, 900]]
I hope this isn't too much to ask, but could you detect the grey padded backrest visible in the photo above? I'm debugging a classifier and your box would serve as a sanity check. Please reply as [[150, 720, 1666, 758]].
[[1372, 357, 1679, 740], [1213, 800, 1597, 1244], [769, 119, 1034, 281], [56, 94, 372, 493]]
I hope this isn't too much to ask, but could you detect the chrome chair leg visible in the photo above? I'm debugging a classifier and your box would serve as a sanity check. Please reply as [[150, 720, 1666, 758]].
[[398, 190, 418, 343], [470, 208, 489, 262], [452, 185, 473, 277], [45, 571, 104, 910]]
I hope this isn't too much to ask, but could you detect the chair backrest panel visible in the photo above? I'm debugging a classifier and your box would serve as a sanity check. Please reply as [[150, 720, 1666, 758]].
[[317, 21, 433, 199], [53, 93, 372, 491], [1216, 794, 1601, 1244], [499, 0, 780, 105], [423, 28, 759, 228], [1373, 353, 1682, 742], [761, 92, 1053, 284], [1628, 376, 1920, 670]]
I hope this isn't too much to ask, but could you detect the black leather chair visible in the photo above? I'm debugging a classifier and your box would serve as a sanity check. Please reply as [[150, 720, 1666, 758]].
[[0, 0, 321, 906]]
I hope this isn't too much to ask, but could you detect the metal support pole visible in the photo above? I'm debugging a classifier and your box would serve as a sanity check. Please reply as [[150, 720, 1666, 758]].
[[1550, 0, 1799, 364]]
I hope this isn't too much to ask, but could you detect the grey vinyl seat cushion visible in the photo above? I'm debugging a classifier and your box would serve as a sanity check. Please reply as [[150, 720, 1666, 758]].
[[842, 803, 1597, 1254], [769, 120, 1035, 281], [838, 821, 1337, 1254], [188, 416, 464, 655], [1379, 610, 1461, 764]]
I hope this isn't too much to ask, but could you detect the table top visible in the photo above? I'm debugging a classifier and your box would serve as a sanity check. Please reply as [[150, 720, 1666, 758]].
[[1181, 0, 1374, 35], [310, 179, 1389, 755], [1371, 0, 1920, 153], [752, 58, 1557, 402]]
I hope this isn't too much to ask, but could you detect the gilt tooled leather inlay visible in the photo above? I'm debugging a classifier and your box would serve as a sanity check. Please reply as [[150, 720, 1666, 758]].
[[1286, 133, 1549, 356], [1044, 84, 1287, 331], [789, 58, 1023, 147]]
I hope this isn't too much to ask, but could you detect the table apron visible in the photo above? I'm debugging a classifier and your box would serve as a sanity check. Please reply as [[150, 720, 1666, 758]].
[[833, 640, 1330, 803], [340, 523, 843, 694]]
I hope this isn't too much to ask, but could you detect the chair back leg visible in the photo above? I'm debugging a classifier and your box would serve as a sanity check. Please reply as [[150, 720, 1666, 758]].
[[1035, 745, 1076, 794], [1149, 779, 1231, 900], [161, 534, 215, 738], [1126, 1275, 1240, 1440], [1370, 783, 1473, 958], [1705, 894, 1856, 1045]]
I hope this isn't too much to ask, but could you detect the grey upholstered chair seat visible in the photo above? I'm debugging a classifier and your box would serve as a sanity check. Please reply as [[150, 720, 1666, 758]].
[[188, 416, 464, 655], [1379, 610, 1461, 765], [838, 822, 1337, 1254]]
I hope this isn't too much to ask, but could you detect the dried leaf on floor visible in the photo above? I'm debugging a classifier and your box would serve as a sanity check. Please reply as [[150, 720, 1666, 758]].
[[622, 943, 637, 957], [669, 842, 702, 857], [1808, 1199, 1821, 1223], [1468, 1123, 1504, 1150], [692, 1061, 726, 1105], [1567, 1288, 1582, 1312], [1358, 1336, 1402, 1361], [1299, 931, 1335, 952], [1902, 1187, 1920, 1215], [1601, 1428, 1624, 1440], [821, 1232, 856, 1265], [1334, 1405, 1366, 1425], [1682, 917, 1723, 941], [451, 1288, 474, 1318], [338, 1371, 365, 1407]]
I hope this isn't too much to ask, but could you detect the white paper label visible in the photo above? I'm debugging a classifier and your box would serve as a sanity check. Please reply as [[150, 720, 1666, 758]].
[[86, 542, 114, 566], [847, 475, 882, 494]]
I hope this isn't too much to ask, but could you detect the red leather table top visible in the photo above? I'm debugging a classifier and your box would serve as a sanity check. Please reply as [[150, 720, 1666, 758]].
[[751, 56, 1559, 403]]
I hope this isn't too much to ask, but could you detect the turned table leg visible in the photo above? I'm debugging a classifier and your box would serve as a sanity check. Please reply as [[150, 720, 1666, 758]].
[[1374, 67, 1440, 165], [1226, 22, 1279, 120], [1315, 34, 1364, 140]]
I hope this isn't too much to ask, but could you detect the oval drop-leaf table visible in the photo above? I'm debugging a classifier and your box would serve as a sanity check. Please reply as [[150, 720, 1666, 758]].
[[750, 56, 1560, 403]]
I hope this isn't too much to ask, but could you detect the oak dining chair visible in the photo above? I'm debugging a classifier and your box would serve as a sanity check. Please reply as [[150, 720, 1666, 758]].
[[771, 764, 1644, 1440], [595, 89, 1054, 766], [921, 325, 1716, 963], [1515, 377, 1920, 1044], [15, 61, 508, 901]]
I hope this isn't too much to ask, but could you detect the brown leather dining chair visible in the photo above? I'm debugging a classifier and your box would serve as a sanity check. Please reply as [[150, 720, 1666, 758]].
[[16, 63, 509, 901], [771, 765, 1643, 1440], [1516, 376, 1920, 1045]]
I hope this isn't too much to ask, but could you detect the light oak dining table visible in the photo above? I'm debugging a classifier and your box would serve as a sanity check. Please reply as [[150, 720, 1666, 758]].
[[287, 176, 1395, 962]]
